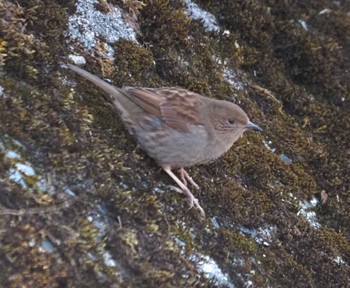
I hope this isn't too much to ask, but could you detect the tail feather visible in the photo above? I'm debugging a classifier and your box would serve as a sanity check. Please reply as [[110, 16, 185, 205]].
[[66, 64, 121, 98]]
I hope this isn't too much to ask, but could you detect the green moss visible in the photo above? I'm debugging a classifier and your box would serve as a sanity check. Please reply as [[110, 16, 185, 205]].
[[141, 0, 190, 50], [112, 39, 158, 86], [1, 0, 350, 286]]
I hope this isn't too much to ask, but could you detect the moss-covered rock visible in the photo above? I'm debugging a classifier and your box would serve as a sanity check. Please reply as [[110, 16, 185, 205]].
[[0, 0, 349, 287]]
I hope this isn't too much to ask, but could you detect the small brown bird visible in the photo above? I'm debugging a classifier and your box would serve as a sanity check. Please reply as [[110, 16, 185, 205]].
[[66, 64, 262, 217]]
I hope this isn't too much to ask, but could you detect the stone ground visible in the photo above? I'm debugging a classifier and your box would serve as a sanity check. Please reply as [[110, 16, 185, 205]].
[[0, 0, 349, 287]]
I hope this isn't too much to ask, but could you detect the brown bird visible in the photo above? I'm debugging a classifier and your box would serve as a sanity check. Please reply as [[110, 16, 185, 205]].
[[66, 63, 262, 217]]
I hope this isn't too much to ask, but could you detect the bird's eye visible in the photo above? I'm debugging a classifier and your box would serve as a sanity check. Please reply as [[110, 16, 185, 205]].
[[227, 118, 235, 125]]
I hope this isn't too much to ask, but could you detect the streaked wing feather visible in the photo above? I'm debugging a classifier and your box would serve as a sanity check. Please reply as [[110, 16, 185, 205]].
[[122, 87, 163, 117], [124, 87, 203, 132]]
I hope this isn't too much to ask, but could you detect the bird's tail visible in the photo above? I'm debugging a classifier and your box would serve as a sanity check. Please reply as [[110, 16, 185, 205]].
[[66, 64, 121, 97]]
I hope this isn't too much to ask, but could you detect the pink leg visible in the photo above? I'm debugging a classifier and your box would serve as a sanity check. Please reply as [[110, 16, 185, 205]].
[[178, 168, 187, 187], [162, 165, 205, 218], [178, 168, 200, 190]]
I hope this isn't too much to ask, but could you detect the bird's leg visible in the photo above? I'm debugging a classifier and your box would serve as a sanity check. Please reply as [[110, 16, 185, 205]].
[[178, 168, 187, 187], [162, 165, 205, 218], [178, 168, 200, 190]]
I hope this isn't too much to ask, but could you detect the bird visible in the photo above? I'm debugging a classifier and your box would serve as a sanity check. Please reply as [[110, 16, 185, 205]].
[[66, 63, 262, 217]]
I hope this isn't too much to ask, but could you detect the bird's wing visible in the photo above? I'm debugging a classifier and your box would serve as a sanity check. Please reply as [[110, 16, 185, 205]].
[[124, 87, 203, 132]]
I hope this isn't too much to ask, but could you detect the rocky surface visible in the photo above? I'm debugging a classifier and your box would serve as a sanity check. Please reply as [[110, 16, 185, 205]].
[[0, 0, 349, 287]]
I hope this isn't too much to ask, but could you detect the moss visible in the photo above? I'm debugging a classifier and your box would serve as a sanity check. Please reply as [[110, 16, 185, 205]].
[[0, 1, 62, 82], [140, 0, 190, 51], [1, 0, 350, 286], [261, 247, 314, 287], [199, 0, 275, 49], [112, 39, 158, 86]]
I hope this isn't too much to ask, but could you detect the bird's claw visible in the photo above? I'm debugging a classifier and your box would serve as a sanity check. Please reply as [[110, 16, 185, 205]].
[[178, 168, 200, 190], [187, 195, 205, 218], [168, 185, 184, 194], [168, 185, 205, 218]]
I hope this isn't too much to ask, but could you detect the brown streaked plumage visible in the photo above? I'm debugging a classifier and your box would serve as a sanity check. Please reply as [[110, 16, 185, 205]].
[[66, 63, 262, 217]]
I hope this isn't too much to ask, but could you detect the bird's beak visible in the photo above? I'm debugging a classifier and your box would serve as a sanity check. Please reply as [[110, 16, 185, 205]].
[[247, 121, 263, 132]]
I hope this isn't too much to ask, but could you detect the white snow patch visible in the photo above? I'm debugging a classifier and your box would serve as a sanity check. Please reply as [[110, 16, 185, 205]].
[[184, 0, 220, 33], [103, 251, 117, 267], [68, 54, 86, 65], [68, 0, 137, 58], [190, 253, 234, 288], [297, 197, 321, 229], [333, 256, 345, 265], [298, 20, 308, 31], [223, 68, 245, 91], [319, 8, 332, 15], [240, 226, 277, 246]]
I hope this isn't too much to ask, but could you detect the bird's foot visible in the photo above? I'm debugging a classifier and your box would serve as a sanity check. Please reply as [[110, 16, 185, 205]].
[[163, 165, 205, 218], [168, 185, 205, 218], [178, 168, 200, 190]]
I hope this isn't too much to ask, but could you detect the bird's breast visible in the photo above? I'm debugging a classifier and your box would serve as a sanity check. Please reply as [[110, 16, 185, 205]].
[[202, 129, 245, 163], [135, 124, 209, 168]]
